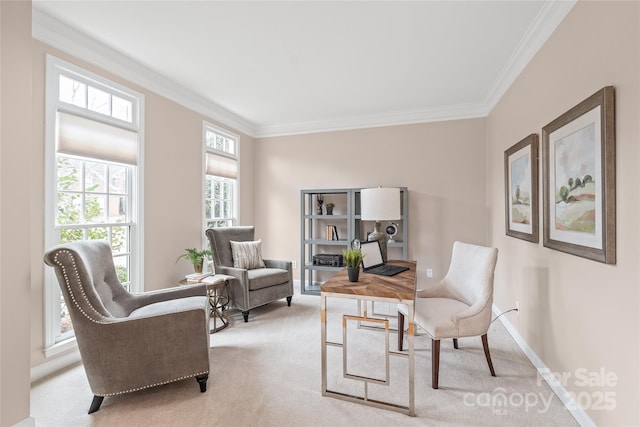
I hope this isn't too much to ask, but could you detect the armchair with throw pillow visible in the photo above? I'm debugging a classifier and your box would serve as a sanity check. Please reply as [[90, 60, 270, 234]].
[[206, 226, 293, 322]]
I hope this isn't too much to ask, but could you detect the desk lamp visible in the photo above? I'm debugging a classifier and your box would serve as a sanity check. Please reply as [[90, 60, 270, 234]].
[[360, 187, 400, 262]]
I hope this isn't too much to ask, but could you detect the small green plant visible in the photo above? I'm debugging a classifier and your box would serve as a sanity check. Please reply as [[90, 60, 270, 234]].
[[325, 202, 335, 208], [176, 248, 213, 272], [342, 247, 365, 268]]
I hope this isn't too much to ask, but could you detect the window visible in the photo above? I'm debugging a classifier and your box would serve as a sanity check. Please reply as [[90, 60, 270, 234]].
[[204, 124, 238, 231], [44, 56, 144, 353]]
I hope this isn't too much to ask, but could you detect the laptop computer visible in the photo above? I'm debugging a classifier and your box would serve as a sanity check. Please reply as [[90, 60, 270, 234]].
[[359, 240, 409, 277]]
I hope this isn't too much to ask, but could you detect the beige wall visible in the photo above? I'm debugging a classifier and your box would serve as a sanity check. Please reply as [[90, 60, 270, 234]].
[[254, 119, 489, 285], [1, 1, 33, 424], [12, 2, 638, 426], [28, 42, 255, 370], [486, 1, 639, 425]]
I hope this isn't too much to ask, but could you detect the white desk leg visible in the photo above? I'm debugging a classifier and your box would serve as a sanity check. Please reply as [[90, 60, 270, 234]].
[[409, 301, 415, 416], [321, 293, 327, 395]]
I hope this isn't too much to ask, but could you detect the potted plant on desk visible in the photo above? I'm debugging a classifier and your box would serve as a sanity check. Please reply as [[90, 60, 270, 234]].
[[342, 247, 365, 282], [177, 248, 213, 273]]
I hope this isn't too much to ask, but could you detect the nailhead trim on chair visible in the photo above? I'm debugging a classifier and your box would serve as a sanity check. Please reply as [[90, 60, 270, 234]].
[[54, 249, 211, 397], [54, 249, 109, 323], [97, 370, 211, 396]]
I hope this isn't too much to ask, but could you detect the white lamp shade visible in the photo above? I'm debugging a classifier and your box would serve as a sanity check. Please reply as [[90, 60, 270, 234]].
[[360, 187, 401, 220]]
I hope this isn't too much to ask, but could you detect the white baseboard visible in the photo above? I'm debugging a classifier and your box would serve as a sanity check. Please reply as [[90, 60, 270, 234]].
[[12, 416, 35, 427], [31, 349, 81, 383], [492, 304, 596, 427]]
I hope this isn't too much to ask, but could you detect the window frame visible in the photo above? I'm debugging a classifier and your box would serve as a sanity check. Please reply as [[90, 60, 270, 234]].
[[44, 55, 145, 355], [202, 122, 239, 242]]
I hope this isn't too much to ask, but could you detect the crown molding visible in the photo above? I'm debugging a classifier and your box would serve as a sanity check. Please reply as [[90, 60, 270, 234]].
[[32, 1, 574, 140], [32, 8, 256, 137], [255, 0, 576, 138], [484, 0, 576, 111], [253, 103, 488, 138]]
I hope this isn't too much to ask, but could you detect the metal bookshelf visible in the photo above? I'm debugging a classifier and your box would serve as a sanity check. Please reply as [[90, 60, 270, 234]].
[[300, 187, 408, 295]]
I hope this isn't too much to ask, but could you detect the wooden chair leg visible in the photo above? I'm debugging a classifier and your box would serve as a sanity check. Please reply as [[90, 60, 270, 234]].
[[481, 333, 496, 377], [432, 339, 440, 389], [397, 311, 405, 351], [453, 338, 458, 349]]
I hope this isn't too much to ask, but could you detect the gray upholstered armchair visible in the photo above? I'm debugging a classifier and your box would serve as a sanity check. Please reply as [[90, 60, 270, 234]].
[[43, 240, 210, 414], [206, 226, 293, 322]]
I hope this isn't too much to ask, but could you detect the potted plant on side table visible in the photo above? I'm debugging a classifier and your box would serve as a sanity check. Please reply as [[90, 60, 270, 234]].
[[342, 247, 365, 282], [177, 248, 213, 273]]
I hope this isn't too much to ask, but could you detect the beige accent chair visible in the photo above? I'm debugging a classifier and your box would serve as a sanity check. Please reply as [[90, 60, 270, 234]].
[[206, 226, 293, 322], [398, 241, 498, 389], [44, 240, 210, 414]]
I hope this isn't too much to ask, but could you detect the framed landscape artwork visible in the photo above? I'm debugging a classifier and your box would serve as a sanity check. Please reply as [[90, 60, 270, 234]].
[[542, 86, 616, 264], [504, 134, 539, 242]]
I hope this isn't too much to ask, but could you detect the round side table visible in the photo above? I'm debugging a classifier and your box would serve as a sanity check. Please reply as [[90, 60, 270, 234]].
[[179, 275, 231, 333], [206, 279, 229, 333]]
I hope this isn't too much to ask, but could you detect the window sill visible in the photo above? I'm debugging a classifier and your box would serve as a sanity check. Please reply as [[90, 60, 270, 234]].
[[33, 338, 81, 383], [44, 337, 77, 359]]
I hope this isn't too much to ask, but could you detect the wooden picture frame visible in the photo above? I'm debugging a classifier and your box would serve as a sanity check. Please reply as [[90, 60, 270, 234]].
[[542, 86, 616, 264], [504, 134, 539, 242]]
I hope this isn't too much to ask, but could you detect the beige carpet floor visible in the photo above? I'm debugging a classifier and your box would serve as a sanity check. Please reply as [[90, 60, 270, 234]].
[[31, 288, 579, 426]]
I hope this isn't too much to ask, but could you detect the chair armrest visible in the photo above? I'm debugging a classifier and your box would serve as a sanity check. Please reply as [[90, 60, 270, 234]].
[[453, 297, 492, 321], [453, 299, 493, 337], [453, 300, 482, 321], [131, 283, 207, 307], [416, 282, 458, 299], [264, 259, 291, 270]]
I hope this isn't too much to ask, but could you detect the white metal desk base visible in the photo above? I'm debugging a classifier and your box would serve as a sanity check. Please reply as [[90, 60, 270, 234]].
[[321, 292, 415, 416]]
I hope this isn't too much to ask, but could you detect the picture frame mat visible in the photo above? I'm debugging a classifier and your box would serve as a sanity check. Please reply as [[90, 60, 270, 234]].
[[547, 106, 603, 249]]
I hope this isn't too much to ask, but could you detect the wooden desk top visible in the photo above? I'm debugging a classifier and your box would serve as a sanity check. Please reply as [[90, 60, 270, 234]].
[[320, 260, 417, 301]]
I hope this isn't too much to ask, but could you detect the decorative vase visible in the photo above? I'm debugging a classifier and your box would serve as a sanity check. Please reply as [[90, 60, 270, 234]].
[[326, 206, 334, 215], [347, 267, 359, 282]]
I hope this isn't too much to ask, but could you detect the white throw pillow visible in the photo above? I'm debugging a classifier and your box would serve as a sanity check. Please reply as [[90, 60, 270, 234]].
[[230, 239, 266, 270]]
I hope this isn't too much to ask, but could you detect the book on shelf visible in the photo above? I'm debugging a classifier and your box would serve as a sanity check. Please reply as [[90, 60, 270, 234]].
[[325, 225, 339, 241]]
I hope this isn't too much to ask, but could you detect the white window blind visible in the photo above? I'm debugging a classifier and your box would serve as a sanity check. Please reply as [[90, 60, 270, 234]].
[[57, 111, 138, 165], [206, 152, 237, 179]]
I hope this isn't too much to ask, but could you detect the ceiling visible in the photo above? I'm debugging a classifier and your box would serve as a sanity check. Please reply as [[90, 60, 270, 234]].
[[32, 1, 575, 137]]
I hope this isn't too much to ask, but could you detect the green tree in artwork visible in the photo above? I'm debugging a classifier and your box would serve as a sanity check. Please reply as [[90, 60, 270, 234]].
[[575, 177, 582, 188], [559, 186, 570, 202]]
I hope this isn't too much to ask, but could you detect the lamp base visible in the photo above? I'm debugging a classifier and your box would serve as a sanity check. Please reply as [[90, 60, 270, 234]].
[[368, 221, 388, 262]]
